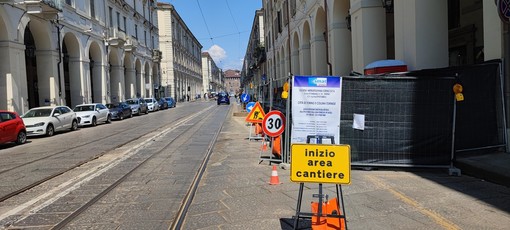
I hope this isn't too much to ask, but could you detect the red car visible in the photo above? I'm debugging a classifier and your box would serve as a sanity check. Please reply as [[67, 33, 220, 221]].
[[0, 110, 27, 145]]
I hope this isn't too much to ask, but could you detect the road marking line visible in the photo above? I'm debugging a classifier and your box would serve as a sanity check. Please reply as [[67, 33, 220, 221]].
[[366, 175, 460, 230]]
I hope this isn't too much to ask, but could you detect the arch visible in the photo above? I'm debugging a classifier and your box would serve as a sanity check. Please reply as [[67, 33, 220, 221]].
[[0, 8, 8, 41], [135, 58, 142, 98], [63, 31, 82, 107], [144, 61, 151, 97], [88, 41, 103, 103], [291, 32, 300, 75], [109, 48, 123, 102], [313, 6, 328, 75], [330, 0, 352, 76], [152, 63, 161, 98], [124, 53, 136, 98], [24, 19, 54, 109], [301, 21, 312, 75]]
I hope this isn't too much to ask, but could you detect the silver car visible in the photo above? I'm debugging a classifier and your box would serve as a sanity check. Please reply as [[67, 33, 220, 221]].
[[125, 98, 149, 116]]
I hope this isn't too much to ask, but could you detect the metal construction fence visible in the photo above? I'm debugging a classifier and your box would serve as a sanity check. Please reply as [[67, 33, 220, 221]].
[[340, 61, 506, 167]]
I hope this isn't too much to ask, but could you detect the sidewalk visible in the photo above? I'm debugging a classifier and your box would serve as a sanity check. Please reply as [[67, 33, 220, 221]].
[[182, 103, 510, 229], [182, 104, 302, 229]]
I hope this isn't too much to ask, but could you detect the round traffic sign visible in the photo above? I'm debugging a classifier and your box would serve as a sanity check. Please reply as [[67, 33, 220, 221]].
[[241, 93, 250, 103], [246, 102, 256, 112], [262, 110, 285, 137]]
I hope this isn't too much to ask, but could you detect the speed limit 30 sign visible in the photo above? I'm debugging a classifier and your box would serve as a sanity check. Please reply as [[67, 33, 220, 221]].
[[262, 110, 286, 137]]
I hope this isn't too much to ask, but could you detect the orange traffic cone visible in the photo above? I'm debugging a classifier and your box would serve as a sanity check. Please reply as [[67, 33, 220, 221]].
[[262, 141, 268, 151], [269, 165, 281, 185]]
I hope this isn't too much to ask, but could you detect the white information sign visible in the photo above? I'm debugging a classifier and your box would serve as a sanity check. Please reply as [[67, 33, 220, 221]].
[[291, 76, 342, 144]]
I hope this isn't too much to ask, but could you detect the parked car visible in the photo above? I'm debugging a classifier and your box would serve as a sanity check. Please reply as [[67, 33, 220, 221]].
[[106, 102, 132, 120], [217, 92, 230, 105], [164, 97, 176, 108], [74, 103, 111, 127], [21, 106, 78, 137], [125, 98, 148, 115], [0, 110, 27, 145], [144, 97, 160, 112], [158, 98, 168, 110]]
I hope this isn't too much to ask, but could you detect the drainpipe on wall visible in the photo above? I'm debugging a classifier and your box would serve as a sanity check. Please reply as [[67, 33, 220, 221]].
[[52, 18, 63, 105]]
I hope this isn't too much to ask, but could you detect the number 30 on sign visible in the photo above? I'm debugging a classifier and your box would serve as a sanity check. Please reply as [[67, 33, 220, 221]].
[[262, 110, 286, 137]]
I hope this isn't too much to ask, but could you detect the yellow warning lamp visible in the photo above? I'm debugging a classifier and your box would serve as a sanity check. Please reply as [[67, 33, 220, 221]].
[[453, 83, 464, 102], [283, 82, 290, 92], [281, 82, 290, 99]]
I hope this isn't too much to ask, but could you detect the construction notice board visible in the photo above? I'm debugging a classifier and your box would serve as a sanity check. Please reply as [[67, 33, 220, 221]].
[[290, 144, 351, 184], [291, 76, 342, 144]]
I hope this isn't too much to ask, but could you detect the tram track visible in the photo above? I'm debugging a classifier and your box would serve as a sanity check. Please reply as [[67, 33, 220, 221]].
[[0, 106, 207, 204], [0, 104, 227, 229], [51, 104, 226, 229]]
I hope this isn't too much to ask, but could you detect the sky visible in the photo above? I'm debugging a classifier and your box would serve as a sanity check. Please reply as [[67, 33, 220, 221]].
[[160, 0, 263, 71]]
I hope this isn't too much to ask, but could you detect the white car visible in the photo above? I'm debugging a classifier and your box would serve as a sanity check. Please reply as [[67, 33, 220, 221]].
[[21, 106, 79, 137], [74, 103, 111, 127], [144, 98, 160, 112]]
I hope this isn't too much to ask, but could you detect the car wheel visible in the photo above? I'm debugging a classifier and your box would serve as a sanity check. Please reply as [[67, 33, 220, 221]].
[[129, 112, 133, 118], [92, 117, 97, 126], [16, 131, 27, 144], [119, 114, 124, 120], [46, 124, 55, 137], [136, 109, 140, 115], [145, 108, 149, 114], [71, 120, 78, 131], [106, 115, 112, 123]]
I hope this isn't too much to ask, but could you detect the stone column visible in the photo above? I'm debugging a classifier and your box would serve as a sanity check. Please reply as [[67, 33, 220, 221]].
[[110, 65, 124, 103], [349, 0, 387, 73], [125, 67, 136, 99], [394, 0, 448, 70], [0, 41, 28, 113]]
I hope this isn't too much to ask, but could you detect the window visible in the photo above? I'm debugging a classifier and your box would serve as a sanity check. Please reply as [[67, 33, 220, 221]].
[[123, 16, 127, 32], [65, 0, 72, 5], [108, 7, 113, 27], [117, 12, 121, 30], [90, 0, 95, 18], [135, 25, 138, 38], [144, 30, 147, 45]]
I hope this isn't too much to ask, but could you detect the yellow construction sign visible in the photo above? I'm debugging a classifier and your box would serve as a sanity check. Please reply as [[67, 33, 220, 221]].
[[245, 102, 265, 123], [291, 144, 351, 184]]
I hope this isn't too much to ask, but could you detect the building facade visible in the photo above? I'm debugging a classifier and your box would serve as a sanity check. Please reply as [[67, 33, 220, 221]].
[[259, 0, 505, 109], [242, 9, 266, 103], [157, 3, 202, 102], [223, 69, 241, 96], [0, 0, 161, 115], [201, 52, 222, 96]]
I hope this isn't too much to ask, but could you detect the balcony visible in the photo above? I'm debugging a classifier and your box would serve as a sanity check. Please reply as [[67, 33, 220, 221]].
[[107, 28, 126, 47], [124, 36, 138, 52], [152, 49, 162, 62], [11, 0, 62, 16]]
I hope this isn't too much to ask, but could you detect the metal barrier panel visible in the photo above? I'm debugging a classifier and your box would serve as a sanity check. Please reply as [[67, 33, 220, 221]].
[[340, 76, 455, 166], [339, 61, 506, 167]]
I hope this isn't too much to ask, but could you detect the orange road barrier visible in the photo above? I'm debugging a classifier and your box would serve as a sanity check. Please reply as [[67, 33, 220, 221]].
[[269, 165, 281, 185], [311, 197, 345, 230], [272, 135, 281, 157], [255, 123, 263, 135]]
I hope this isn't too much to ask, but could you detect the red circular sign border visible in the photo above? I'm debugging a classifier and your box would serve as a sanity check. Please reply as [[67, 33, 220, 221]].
[[262, 110, 286, 137]]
